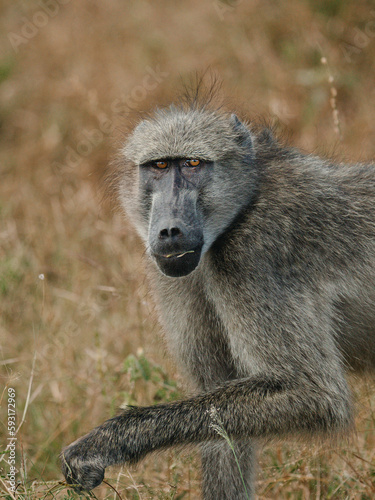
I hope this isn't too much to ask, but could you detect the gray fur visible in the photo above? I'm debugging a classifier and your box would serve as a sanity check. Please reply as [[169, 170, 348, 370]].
[[61, 100, 375, 499]]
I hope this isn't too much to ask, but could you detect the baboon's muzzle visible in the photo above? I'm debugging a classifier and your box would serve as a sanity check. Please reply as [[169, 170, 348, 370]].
[[148, 172, 204, 277], [149, 215, 204, 277]]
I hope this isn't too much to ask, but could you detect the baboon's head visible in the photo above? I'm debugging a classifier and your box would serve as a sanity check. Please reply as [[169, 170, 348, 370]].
[[120, 106, 258, 278]]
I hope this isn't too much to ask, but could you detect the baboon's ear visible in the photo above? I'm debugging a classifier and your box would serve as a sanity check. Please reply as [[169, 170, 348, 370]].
[[230, 114, 253, 150]]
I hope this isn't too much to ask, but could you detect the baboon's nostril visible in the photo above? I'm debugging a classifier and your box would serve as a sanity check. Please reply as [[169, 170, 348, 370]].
[[170, 227, 181, 238], [159, 228, 169, 239]]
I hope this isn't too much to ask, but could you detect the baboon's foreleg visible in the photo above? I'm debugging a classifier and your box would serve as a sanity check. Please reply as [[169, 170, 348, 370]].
[[61, 374, 351, 492]]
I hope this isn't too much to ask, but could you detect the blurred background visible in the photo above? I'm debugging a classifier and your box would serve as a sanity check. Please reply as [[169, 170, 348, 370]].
[[1, 0, 374, 498]]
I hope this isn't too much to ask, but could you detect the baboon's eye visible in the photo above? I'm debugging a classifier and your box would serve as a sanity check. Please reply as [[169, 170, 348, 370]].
[[186, 159, 201, 167], [153, 161, 168, 169]]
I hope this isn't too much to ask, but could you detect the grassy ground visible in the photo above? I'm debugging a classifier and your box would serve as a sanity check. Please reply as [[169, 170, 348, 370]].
[[0, 0, 375, 498]]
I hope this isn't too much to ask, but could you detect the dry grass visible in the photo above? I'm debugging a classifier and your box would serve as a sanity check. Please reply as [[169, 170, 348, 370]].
[[0, 0, 374, 498]]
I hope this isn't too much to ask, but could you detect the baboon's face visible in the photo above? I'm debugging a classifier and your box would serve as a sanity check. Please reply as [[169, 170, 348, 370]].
[[139, 158, 213, 277], [122, 109, 256, 278]]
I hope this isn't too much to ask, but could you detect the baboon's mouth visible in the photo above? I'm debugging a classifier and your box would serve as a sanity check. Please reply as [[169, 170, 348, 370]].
[[163, 250, 195, 259], [153, 245, 203, 277]]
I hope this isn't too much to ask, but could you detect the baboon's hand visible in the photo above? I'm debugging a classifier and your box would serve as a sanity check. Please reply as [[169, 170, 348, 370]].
[[61, 410, 148, 491], [61, 435, 105, 492]]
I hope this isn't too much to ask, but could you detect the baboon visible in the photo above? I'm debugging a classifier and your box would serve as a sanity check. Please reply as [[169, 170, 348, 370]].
[[61, 93, 375, 499]]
